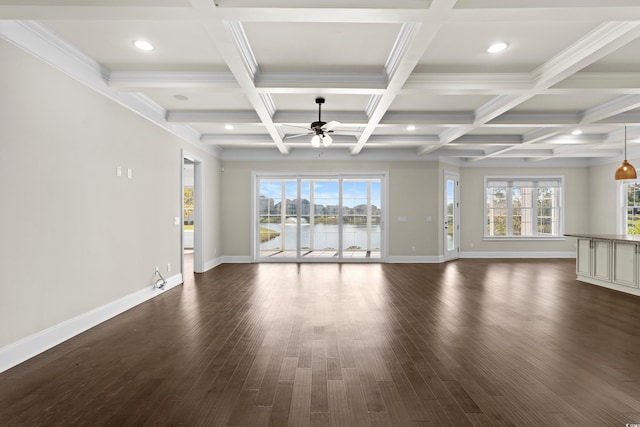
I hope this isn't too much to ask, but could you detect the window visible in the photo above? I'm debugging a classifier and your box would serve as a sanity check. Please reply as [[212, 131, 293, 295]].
[[255, 173, 386, 261], [485, 177, 563, 238], [622, 181, 640, 235]]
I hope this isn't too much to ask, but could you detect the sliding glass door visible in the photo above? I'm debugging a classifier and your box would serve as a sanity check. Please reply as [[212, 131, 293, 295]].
[[255, 174, 385, 262]]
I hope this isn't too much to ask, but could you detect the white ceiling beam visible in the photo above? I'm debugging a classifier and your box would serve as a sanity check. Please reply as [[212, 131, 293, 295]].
[[5, 3, 640, 24], [419, 20, 640, 157], [274, 110, 369, 126], [351, 0, 458, 155], [450, 7, 640, 23], [167, 111, 260, 123], [580, 94, 640, 123], [109, 69, 640, 95], [109, 71, 239, 90], [186, 0, 290, 154], [0, 5, 198, 20], [480, 94, 640, 159]]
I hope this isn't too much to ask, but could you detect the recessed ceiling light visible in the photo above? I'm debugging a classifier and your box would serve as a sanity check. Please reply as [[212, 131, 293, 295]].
[[173, 94, 188, 101], [225, 124, 234, 130], [571, 129, 583, 135], [487, 42, 508, 53], [133, 40, 154, 51], [406, 125, 416, 131]]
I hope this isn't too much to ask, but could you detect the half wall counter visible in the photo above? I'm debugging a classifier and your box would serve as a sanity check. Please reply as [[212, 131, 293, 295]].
[[565, 233, 640, 297]]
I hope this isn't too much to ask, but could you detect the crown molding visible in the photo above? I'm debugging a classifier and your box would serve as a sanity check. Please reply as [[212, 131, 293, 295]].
[[0, 20, 219, 158], [109, 71, 238, 89]]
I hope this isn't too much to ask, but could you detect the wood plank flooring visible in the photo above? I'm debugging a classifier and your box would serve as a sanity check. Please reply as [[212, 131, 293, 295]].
[[2, 259, 640, 426]]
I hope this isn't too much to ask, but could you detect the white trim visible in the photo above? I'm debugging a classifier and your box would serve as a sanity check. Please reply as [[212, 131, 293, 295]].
[[387, 256, 445, 263], [223, 256, 253, 263], [484, 175, 565, 239], [182, 150, 205, 274], [460, 251, 575, 259], [214, 253, 576, 264], [0, 274, 182, 374], [204, 257, 224, 272], [252, 171, 389, 263], [443, 170, 460, 261]]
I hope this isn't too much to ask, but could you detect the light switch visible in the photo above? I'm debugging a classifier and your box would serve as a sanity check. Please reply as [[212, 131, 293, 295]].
[[397, 216, 407, 222], [116, 166, 122, 177], [127, 168, 132, 179], [425, 216, 432, 222], [174, 217, 180, 225]]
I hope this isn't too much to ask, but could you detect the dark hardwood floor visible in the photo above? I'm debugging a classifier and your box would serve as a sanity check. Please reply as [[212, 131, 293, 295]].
[[2, 258, 640, 426]]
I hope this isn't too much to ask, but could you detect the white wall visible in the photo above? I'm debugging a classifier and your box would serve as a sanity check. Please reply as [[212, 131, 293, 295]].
[[587, 159, 640, 234], [0, 40, 221, 350], [220, 160, 443, 259]]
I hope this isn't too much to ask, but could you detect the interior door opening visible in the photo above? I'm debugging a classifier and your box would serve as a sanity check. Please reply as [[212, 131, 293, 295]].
[[182, 152, 204, 279]]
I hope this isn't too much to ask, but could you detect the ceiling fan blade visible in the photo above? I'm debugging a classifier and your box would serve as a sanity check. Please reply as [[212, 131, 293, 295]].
[[284, 132, 312, 140], [323, 120, 340, 131]]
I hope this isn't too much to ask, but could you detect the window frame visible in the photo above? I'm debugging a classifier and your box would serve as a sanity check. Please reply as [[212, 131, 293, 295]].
[[251, 171, 389, 262], [483, 176, 565, 240], [618, 180, 640, 235]]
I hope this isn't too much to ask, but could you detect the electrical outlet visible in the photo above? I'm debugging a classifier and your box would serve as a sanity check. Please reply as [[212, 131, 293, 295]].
[[411, 245, 416, 252], [167, 263, 171, 272]]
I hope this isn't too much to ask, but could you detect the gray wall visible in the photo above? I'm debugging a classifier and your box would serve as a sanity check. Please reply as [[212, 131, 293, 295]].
[[586, 160, 639, 234], [459, 166, 590, 254], [0, 40, 221, 348], [220, 160, 445, 258]]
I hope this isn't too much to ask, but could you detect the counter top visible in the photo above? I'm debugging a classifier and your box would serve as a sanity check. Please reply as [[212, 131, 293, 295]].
[[564, 233, 640, 243]]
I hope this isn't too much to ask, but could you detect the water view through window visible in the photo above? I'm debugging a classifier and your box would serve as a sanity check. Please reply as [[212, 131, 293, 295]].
[[257, 176, 384, 260]]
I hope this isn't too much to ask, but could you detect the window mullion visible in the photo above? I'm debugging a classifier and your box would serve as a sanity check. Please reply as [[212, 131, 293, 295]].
[[506, 183, 513, 237], [532, 183, 538, 237]]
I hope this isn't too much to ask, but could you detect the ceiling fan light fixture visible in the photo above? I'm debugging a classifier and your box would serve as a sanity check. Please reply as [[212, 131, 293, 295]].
[[615, 126, 637, 181], [322, 134, 333, 147], [311, 134, 321, 148]]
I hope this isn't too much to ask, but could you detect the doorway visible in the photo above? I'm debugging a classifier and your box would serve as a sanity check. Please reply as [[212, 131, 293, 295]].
[[253, 173, 387, 262], [444, 171, 460, 261], [182, 151, 204, 278]]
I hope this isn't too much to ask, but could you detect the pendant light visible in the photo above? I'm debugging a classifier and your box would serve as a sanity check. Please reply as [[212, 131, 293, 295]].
[[615, 126, 637, 180]]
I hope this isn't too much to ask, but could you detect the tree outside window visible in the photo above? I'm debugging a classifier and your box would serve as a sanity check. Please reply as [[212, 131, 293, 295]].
[[625, 182, 640, 235], [486, 178, 562, 238]]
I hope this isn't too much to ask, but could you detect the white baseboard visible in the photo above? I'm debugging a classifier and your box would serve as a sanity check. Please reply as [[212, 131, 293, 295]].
[[0, 273, 182, 374], [223, 256, 252, 263], [387, 255, 445, 263], [204, 257, 223, 272], [460, 251, 576, 259]]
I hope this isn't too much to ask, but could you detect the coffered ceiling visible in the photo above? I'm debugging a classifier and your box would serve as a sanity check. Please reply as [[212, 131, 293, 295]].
[[3, 0, 640, 164]]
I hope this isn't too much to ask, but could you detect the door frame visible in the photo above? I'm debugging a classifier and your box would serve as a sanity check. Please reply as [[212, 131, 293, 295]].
[[251, 171, 389, 262], [444, 170, 460, 261], [182, 150, 204, 274]]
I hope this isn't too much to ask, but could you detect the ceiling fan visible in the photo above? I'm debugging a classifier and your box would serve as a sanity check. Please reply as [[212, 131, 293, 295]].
[[284, 97, 341, 148]]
